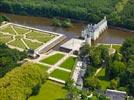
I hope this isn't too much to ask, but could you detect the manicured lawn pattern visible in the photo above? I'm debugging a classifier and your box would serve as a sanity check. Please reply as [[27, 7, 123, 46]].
[[60, 56, 77, 70], [26, 31, 55, 43], [96, 68, 110, 90], [1, 25, 16, 35], [14, 26, 29, 34], [41, 53, 64, 65], [8, 39, 27, 49], [29, 80, 67, 100], [23, 39, 43, 50], [0, 24, 57, 50], [51, 69, 70, 81], [0, 34, 13, 43]]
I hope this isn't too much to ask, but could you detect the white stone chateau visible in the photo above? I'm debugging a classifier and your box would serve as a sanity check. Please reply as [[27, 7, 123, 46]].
[[82, 16, 108, 43]]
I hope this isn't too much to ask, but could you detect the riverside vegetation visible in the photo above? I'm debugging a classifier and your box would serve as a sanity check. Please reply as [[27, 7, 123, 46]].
[[0, 0, 134, 30]]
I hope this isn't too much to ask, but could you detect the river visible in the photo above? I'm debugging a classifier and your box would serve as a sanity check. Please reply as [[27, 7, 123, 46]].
[[1, 13, 134, 44]]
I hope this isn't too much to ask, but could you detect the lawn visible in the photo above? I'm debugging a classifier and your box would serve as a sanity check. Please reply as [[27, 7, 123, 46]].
[[13, 26, 29, 34], [60, 56, 77, 70], [0, 24, 57, 51], [112, 45, 121, 52], [0, 34, 13, 43], [23, 39, 43, 50], [1, 25, 16, 35], [50, 69, 70, 81], [8, 39, 27, 49], [26, 31, 55, 43], [96, 68, 110, 90], [101, 44, 111, 48], [41, 53, 64, 65], [32, 63, 49, 72], [29, 80, 67, 100]]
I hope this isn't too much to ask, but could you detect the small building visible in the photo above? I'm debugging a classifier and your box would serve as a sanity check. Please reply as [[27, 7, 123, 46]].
[[60, 38, 84, 53], [106, 89, 127, 100], [28, 49, 39, 59]]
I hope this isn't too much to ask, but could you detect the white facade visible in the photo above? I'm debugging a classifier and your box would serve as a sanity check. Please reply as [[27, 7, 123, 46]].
[[82, 16, 108, 41]]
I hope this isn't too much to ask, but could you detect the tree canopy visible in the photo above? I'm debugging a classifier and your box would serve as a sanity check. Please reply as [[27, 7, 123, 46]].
[[0, 63, 48, 100], [0, 0, 133, 29], [0, 43, 27, 77]]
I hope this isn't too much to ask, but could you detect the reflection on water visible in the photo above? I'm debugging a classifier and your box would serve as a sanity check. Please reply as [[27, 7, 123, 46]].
[[1, 13, 134, 44], [96, 29, 134, 44]]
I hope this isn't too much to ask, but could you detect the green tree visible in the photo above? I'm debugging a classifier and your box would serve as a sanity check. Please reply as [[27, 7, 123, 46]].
[[110, 79, 118, 89], [0, 63, 48, 100], [109, 61, 126, 79], [84, 77, 100, 90], [121, 38, 134, 62]]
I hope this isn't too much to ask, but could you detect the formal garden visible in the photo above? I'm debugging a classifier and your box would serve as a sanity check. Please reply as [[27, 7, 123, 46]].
[[40, 53, 65, 65], [50, 69, 71, 81], [60, 56, 77, 70], [39, 52, 77, 81], [0, 24, 56, 50]]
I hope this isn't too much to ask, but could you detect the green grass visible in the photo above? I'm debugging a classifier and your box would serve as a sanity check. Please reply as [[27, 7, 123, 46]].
[[15, 35, 23, 39], [1, 25, 16, 35], [112, 45, 121, 52], [60, 56, 77, 70], [29, 80, 67, 100], [14, 26, 29, 34], [51, 69, 70, 81], [41, 53, 64, 65], [23, 39, 43, 50], [96, 68, 110, 90], [0, 34, 13, 43], [32, 63, 49, 72], [8, 39, 27, 49], [26, 31, 55, 43], [100, 44, 111, 48], [92, 96, 98, 100]]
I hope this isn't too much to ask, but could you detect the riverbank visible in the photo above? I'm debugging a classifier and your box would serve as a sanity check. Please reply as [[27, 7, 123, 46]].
[[1, 12, 134, 44], [109, 26, 134, 33], [1, 0, 133, 30]]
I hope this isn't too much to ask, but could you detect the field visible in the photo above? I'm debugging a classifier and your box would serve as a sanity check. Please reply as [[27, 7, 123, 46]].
[[60, 56, 77, 70], [41, 53, 65, 65], [50, 69, 71, 81], [0, 24, 56, 50], [29, 80, 67, 100]]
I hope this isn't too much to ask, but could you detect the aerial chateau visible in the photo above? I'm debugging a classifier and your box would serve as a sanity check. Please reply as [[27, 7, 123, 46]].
[[82, 16, 107, 43]]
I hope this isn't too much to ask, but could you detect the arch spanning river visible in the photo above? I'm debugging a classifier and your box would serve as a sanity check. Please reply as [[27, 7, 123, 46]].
[[1, 13, 134, 45]]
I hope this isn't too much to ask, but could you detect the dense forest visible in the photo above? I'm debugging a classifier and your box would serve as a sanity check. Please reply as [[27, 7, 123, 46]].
[[0, 0, 134, 30]]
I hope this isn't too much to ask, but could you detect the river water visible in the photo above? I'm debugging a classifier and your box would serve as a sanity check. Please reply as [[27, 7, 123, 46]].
[[1, 13, 134, 44]]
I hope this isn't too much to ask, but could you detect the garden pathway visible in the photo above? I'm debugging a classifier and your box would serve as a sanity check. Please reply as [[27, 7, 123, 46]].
[[94, 67, 102, 76], [47, 51, 73, 73], [48, 77, 65, 84]]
